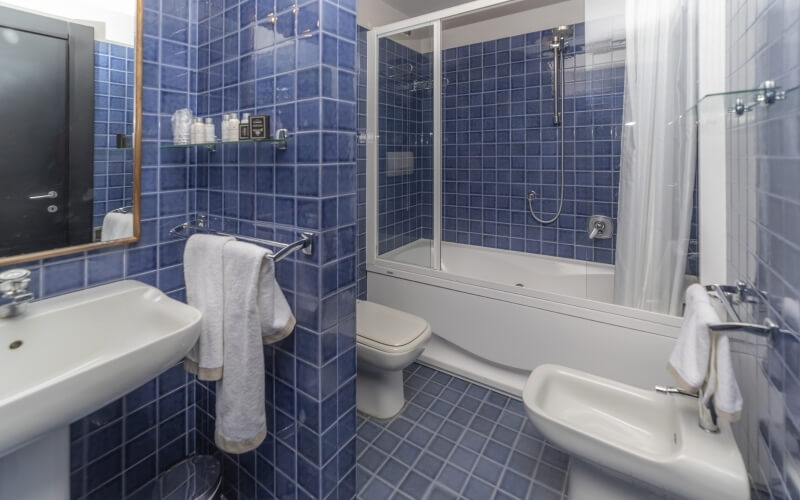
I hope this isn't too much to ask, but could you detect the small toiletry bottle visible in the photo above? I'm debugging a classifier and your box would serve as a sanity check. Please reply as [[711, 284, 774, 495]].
[[204, 117, 215, 143], [239, 112, 251, 140], [222, 114, 229, 141], [191, 117, 204, 144], [228, 113, 240, 142]]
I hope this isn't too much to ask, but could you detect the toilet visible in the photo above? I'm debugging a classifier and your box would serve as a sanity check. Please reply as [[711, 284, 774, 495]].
[[356, 300, 432, 419]]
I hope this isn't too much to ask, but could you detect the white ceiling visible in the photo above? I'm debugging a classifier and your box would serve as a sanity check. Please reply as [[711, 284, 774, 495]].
[[383, 0, 564, 19], [359, 0, 575, 31], [386, 0, 472, 17]]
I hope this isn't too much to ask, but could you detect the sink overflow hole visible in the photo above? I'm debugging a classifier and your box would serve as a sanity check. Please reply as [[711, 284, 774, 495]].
[[9, 340, 22, 350], [515, 283, 525, 287]]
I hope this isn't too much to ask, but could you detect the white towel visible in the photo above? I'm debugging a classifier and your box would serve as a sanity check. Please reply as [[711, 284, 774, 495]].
[[215, 241, 295, 454], [100, 212, 133, 241], [668, 284, 718, 392], [183, 234, 234, 380], [703, 332, 743, 421], [259, 256, 296, 344]]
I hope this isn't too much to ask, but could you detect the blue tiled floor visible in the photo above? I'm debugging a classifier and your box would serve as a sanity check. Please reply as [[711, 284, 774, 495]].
[[356, 364, 570, 499]]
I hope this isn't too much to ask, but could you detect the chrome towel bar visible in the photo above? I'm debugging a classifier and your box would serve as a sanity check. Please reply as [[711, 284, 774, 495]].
[[169, 215, 314, 263], [704, 282, 781, 339]]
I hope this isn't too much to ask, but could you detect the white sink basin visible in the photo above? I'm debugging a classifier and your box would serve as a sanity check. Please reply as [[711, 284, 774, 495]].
[[523, 364, 749, 500], [0, 280, 201, 499]]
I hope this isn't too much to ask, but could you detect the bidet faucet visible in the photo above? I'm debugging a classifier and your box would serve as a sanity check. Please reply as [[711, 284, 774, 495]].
[[655, 385, 720, 433], [0, 268, 34, 319]]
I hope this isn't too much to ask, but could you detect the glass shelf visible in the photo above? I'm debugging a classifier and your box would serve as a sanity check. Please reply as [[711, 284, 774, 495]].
[[163, 137, 289, 151], [691, 82, 799, 117]]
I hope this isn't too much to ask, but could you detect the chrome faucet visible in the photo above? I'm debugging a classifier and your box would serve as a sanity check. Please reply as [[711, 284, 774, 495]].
[[589, 221, 605, 240], [656, 385, 719, 433], [0, 269, 34, 318], [588, 215, 613, 240]]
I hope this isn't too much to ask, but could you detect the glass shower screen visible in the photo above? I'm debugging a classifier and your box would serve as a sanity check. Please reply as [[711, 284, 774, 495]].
[[372, 24, 439, 269]]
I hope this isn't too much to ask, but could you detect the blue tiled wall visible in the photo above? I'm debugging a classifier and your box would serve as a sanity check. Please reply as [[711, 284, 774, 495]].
[[441, 24, 622, 263], [726, 0, 800, 497], [0, 1, 198, 498], [192, 0, 358, 498], [376, 37, 434, 255], [93, 41, 136, 228], [356, 26, 366, 299]]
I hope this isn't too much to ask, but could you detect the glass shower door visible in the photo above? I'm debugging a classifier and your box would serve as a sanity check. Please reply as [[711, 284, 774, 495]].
[[371, 24, 440, 269]]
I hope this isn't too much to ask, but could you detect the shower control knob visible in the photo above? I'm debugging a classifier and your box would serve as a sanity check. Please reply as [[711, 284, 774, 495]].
[[588, 215, 613, 240]]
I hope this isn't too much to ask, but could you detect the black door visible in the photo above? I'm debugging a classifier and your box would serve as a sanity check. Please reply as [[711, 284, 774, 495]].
[[0, 26, 69, 256]]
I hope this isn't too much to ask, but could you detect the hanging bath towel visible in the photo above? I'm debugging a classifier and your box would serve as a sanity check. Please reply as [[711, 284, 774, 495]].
[[214, 241, 295, 453]]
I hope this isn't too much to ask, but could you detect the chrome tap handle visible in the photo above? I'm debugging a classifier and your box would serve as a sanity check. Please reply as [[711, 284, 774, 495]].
[[589, 222, 605, 240], [0, 269, 31, 294], [0, 269, 33, 318]]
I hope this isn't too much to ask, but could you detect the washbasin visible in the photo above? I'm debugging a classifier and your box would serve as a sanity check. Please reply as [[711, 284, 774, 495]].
[[0, 280, 201, 499], [523, 364, 749, 500]]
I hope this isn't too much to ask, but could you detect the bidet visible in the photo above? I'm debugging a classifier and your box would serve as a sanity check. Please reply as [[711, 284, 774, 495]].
[[523, 364, 749, 500]]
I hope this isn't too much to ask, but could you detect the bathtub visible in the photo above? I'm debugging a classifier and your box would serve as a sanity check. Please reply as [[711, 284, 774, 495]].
[[367, 240, 682, 396]]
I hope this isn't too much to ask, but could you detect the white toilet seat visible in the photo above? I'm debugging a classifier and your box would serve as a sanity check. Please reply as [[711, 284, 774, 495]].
[[356, 300, 431, 353]]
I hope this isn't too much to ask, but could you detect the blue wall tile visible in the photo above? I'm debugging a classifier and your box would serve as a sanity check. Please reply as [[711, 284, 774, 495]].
[[440, 24, 622, 263], [0, 2, 199, 498], [726, 1, 800, 498], [93, 41, 136, 228], [194, 0, 358, 498]]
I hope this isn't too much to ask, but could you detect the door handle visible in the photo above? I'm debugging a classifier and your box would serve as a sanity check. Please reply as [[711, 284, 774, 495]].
[[29, 191, 58, 200]]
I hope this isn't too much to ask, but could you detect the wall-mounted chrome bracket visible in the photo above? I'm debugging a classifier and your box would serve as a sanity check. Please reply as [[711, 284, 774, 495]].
[[729, 80, 786, 116]]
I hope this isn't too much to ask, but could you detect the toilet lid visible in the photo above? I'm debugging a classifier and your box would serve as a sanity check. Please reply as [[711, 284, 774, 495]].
[[356, 300, 430, 347]]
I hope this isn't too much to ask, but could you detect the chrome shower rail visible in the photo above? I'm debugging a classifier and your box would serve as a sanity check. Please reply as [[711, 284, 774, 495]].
[[169, 215, 314, 263], [704, 282, 782, 339]]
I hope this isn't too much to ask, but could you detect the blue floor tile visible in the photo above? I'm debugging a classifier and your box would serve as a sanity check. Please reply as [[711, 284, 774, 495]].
[[356, 363, 569, 499]]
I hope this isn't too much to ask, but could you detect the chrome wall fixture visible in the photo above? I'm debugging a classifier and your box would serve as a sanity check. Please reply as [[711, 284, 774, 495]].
[[170, 214, 314, 262], [526, 25, 572, 226], [703, 282, 783, 339], [588, 215, 613, 240], [729, 80, 786, 116], [550, 25, 573, 127]]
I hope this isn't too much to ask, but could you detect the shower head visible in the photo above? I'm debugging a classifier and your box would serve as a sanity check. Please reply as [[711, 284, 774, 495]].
[[551, 25, 573, 49]]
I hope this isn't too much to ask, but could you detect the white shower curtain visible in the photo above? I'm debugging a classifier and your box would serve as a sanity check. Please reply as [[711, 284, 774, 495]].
[[613, 0, 698, 315]]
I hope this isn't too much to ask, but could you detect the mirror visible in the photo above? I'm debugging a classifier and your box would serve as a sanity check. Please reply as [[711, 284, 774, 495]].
[[0, 0, 140, 264]]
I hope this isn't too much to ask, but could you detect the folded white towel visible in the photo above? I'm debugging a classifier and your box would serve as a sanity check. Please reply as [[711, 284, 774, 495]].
[[100, 212, 133, 241], [259, 256, 296, 344], [668, 284, 718, 392], [703, 332, 743, 421], [215, 241, 296, 454], [183, 234, 234, 381]]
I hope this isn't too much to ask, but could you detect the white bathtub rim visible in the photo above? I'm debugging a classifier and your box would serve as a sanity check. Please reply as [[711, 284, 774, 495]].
[[371, 242, 681, 335], [367, 260, 682, 339]]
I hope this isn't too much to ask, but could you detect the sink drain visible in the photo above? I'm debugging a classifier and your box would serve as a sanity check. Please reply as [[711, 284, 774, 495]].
[[8, 340, 22, 350]]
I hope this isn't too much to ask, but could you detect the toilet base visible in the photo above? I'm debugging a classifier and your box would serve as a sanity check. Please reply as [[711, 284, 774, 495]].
[[357, 367, 405, 419], [569, 459, 668, 500]]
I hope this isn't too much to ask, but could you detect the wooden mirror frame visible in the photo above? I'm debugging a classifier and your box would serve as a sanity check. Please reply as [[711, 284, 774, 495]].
[[0, 0, 143, 266]]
